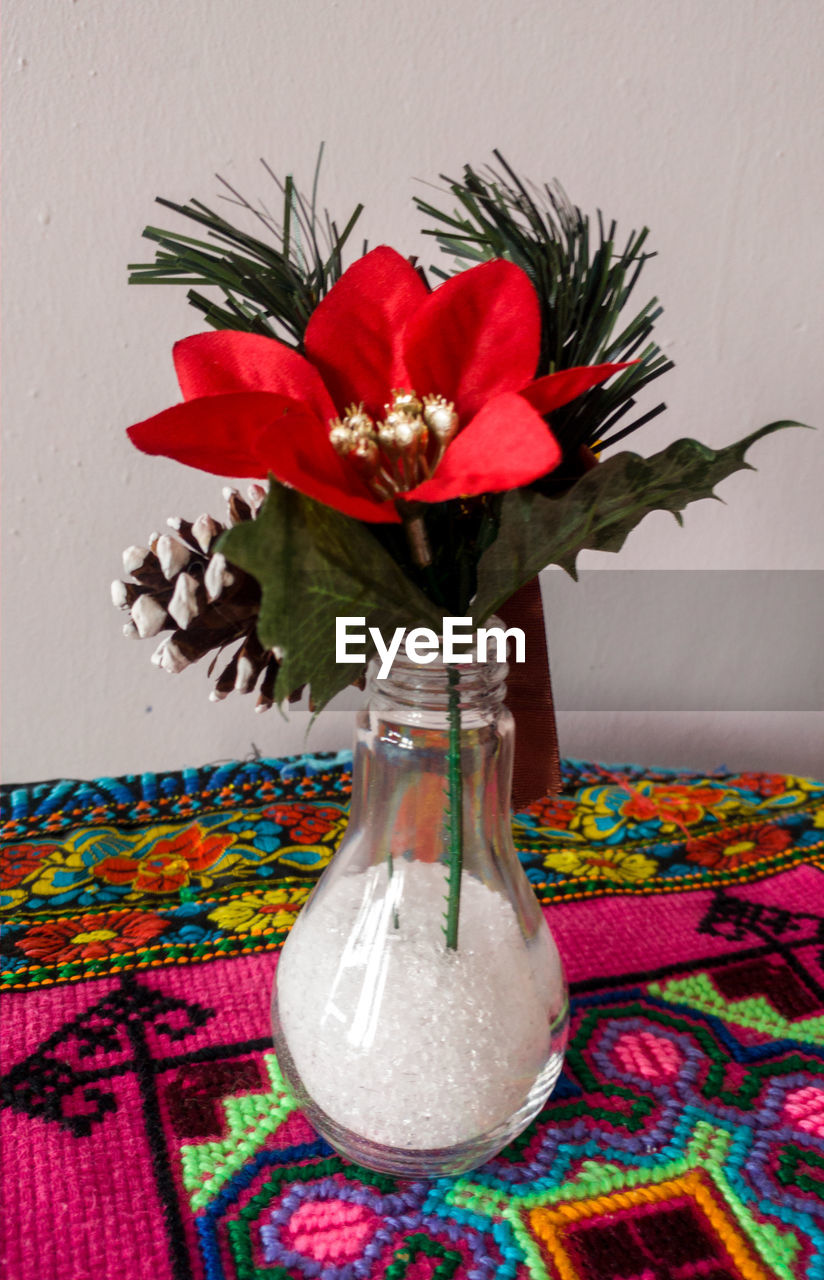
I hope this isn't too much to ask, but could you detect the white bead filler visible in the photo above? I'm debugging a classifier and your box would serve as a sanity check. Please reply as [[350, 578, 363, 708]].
[[276, 859, 563, 1149]]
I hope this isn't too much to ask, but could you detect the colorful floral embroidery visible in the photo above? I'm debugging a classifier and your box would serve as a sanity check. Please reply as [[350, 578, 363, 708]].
[[569, 780, 738, 846], [514, 794, 576, 838], [24, 844, 132, 910], [684, 822, 794, 870], [617, 783, 733, 829], [1, 843, 57, 890], [16, 908, 167, 964], [262, 801, 347, 845], [0, 807, 340, 918], [722, 771, 790, 798], [93, 823, 236, 893], [208, 886, 312, 936], [2, 755, 822, 989], [1, 844, 67, 909], [544, 847, 658, 883]]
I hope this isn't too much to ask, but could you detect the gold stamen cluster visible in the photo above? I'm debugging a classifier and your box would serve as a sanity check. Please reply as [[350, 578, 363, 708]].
[[329, 389, 459, 502]]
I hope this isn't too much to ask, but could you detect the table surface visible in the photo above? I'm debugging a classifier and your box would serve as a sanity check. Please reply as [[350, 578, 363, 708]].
[[2, 753, 823, 1280]]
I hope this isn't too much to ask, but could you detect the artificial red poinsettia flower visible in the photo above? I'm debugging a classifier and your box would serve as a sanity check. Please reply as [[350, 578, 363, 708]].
[[127, 246, 631, 522]]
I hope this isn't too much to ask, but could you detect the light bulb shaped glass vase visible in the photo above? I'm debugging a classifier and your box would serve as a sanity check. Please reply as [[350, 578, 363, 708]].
[[272, 639, 568, 1177]]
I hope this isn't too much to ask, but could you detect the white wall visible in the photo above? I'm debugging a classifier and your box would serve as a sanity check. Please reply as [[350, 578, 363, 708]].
[[2, 0, 822, 784]]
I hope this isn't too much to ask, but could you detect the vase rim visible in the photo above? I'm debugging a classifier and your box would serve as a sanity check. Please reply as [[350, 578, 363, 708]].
[[363, 617, 513, 714]]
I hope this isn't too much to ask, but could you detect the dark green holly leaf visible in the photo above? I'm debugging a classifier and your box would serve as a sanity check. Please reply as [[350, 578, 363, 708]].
[[472, 421, 806, 624], [218, 482, 444, 711]]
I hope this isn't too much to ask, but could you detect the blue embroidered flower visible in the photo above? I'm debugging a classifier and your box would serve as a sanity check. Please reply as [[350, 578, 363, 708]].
[[226, 818, 283, 855], [164, 924, 223, 945]]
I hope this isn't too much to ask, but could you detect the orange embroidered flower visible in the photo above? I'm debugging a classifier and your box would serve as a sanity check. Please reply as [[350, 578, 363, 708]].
[[523, 795, 574, 831], [1, 843, 59, 890], [17, 909, 167, 963], [571, 781, 733, 845], [620, 785, 726, 829], [94, 824, 235, 893], [685, 822, 793, 870], [724, 772, 788, 798], [263, 802, 345, 844]]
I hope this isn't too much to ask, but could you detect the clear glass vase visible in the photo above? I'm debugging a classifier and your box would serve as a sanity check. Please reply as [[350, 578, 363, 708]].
[[271, 637, 569, 1177]]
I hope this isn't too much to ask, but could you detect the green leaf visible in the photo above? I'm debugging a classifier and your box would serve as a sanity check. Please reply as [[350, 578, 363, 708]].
[[218, 483, 444, 712], [472, 421, 807, 623]]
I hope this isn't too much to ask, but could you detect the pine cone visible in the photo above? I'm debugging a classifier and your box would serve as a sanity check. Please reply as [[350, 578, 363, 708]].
[[112, 484, 302, 712]]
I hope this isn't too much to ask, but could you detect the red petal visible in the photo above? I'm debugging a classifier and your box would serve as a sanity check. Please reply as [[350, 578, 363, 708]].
[[94, 858, 137, 885], [127, 393, 400, 523], [173, 331, 336, 424], [304, 246, 428, 419], [403, 260, 540, 422], [405, 392, 561, 504], [521, 361, 635, 416]]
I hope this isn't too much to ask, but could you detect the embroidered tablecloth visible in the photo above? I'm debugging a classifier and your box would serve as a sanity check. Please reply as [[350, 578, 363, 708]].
[[2, 753, 824, 1280]]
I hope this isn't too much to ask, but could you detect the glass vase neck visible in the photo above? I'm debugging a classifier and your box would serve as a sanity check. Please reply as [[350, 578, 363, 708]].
[[366, 627, 509, 724]]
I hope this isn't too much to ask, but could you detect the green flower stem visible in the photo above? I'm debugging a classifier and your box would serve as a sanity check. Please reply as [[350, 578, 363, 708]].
[[444, 665, 463, 951]]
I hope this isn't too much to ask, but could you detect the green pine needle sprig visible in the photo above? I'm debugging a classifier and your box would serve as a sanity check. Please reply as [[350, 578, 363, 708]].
[[415, 151, 674, 462], [128, 147, 364, 349]]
